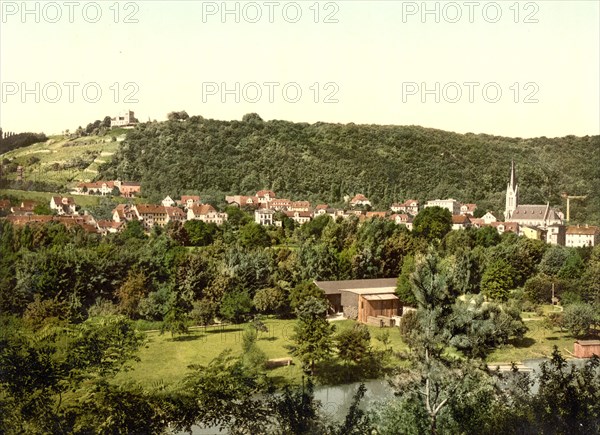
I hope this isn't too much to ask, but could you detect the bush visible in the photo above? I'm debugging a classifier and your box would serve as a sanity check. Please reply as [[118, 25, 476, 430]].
[[399, 309, 419, 341]]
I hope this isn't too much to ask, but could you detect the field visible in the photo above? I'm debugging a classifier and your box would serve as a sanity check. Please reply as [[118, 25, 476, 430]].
[[115, 315, 578, 389], [115, 318, 408, 388], [1, 131, 127, 187]]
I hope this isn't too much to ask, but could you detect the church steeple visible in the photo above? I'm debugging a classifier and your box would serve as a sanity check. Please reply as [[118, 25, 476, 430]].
[[505, 160, 519, 221]]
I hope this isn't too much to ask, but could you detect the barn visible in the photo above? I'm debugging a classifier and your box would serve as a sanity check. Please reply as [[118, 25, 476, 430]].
[[314, 278, 402, 326]]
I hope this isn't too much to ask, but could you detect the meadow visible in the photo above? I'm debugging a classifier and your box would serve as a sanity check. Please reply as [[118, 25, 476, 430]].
[[116, 315, 576, 389]]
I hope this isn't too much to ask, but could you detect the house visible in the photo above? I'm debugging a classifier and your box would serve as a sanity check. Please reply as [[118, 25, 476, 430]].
[[256, 190, 276, 205], [390, 213, 413, 230], [566, 225, 599, 247], [165, 206, 186, 224], [469, 218, 485, 228], [110, 110, 137, 127], [289, 201, 311, 212], [180, 195, 201, 209], [161, 196, 176, 207], [546, 224, 566, 246], [491, 222, 519, 235], [349, 194, 371, 208], [314, 204, 330, 215], [116, 181, 141, 198], [460, 203, 477, 216], [452, 214, 471, 230], [96, 220, 124, 235], [481, 211, 498, 224], [11, 200, 37, 214], [187, 204, 228, 225], [271, 199, 291, 210], [365, 211, 387, 220], [75, 181, 116, 195], [255, 208, 275, 226], [315, 278, 402, 325], [112, 204, 137, 222], [521, 225, 544, 240], [225, 195, 259, 208], [425, 199, 461, 215], [391, 200, 419, 215], [50, 196, 77, 215], [285, 210, 312, 225], [133, 204, 169, 230]]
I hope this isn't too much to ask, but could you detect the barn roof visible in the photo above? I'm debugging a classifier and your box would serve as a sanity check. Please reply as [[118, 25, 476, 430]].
[[314, 278, 397, 295]]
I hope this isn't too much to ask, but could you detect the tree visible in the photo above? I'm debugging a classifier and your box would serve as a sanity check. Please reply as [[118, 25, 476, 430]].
[[184, 219, 214, 246], [253, 286, 286, 314], [121, 220, 146, 240], [190, 298, 216, 326], [336, 324, 371, 364], [480, 259, 515, 301], [288, 281, 326, 313], [290, 297, 335, 375], [412, 206, 452, 242], [219, 289, 253, 323], [562, 302, 597, 337], [116, 269, 147, 318], [239, 222, 271, 248], [397, 255, 418, 306]]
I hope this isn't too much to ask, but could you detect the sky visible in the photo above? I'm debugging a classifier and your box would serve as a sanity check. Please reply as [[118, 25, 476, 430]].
[[1, 0, 599, 138]]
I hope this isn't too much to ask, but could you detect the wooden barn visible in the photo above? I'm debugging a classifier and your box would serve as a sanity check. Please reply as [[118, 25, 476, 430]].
[[574, 340, 600, 358], [314, 278, 402, 326]]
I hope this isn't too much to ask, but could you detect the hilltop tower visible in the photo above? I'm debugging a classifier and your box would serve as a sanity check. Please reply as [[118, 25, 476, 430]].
[[504, 160, 519, 220]]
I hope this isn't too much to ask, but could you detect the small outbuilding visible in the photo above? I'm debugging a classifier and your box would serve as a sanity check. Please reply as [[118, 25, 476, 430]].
[[573, 340, 600, 358], [314, 278, 402, 326]]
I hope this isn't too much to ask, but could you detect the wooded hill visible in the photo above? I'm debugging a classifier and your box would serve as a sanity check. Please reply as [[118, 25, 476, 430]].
[[96, 114, 599, 223]]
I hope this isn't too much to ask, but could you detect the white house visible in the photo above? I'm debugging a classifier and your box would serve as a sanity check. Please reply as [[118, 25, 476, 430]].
[[425, 199, 461, 215], [255, 209, 275, 226], [161, 196, 176, 207], [566, 225, 599, 247]]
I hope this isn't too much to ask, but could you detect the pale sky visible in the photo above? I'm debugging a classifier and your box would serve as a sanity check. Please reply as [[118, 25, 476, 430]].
[[1, 0, 599, 138]]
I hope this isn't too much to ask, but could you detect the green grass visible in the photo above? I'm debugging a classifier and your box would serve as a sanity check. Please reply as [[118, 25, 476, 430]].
[[114, 318, 408, 388], [487, 319, 575, 363]]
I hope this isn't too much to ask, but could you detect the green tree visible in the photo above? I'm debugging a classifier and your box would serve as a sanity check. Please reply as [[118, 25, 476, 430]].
[[239, 222, 271, 248], [412, 206, 452, 242], [290, 297, 335, 375], [219, 289, 253, 323], [480, 259, 515, 301], [336, 324, 371, 364], [562, 302, 597, 337]]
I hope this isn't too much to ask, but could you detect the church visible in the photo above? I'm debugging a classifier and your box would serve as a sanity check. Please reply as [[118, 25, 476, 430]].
[[504, 161, 563, 228]]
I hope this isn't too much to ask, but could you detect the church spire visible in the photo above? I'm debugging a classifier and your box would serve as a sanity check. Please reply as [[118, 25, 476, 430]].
[[509, 159, 517, 189], [505, 160, 519, 221]]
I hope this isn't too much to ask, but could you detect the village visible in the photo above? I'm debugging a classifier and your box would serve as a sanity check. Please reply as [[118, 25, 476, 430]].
[[1, 162, 598, 248]]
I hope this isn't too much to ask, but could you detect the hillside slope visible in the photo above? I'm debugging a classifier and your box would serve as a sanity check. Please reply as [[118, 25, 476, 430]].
[[97, 116, 599, 223], [1, 131, 127, 189]]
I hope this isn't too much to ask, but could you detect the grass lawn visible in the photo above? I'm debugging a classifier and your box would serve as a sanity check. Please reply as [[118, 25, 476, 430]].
[[115, 318, 408, 388], [487, 319, 575, 364]]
